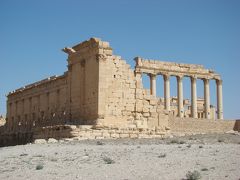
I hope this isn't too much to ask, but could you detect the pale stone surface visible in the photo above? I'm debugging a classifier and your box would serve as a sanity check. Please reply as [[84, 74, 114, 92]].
[[2, 37, 236, 144], [34, 139, 47, 144], [47, 138, 58, 143]]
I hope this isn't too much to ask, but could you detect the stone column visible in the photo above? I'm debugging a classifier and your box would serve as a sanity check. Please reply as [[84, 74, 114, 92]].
[[149, 74, 156, 96], [191, 77, 197, 118], [216, 79, 223, 119], [204, 78, 210, 119], [163, 74, 170, 111], [177, 76, 184, 118]]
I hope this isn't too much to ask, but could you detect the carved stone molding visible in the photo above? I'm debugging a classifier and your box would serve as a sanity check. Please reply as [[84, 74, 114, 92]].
[[62, 47, 76, 55]]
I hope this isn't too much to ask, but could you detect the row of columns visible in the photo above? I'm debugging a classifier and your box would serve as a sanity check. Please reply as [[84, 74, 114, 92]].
[[148, 74, 223, 119]]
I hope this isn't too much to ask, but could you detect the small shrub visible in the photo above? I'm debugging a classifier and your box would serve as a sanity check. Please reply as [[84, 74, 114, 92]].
[[199, 145, 203, 148], [186, 170, 201, 180], [201, 168, 208, 171], [186, 144, 191, 148], [158, 153, 166, 158], [97, 141, 104, 145], [20, 153, 28, 157], [179, 140, 185, 144], [170, 139, 178, 144], [103, 157, 115, 164], [36, 164, 44, 170], [189, 137, 197, 140], [218, 139, 224, 143], [50, 158, 58, 162], [33, 154, 44, 158]]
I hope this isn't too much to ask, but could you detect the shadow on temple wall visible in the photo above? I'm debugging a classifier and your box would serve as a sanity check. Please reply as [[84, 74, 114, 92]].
[[0, 122, 77, 147], [0, 131, 33, 147]]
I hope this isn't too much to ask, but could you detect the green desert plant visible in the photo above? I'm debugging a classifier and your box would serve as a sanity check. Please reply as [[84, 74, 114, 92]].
[[97, 141, 104, 145], [103, 157, 115, 164], [186, 170, 201, 180], [186, 144, 191, 148], [158, 153, 166, 158], [170, 139, 178, 144], [218, 139, 224, 143], [201, 168, 208, 171], [36, 164, 44, 170], [179, 140, 185, 144], [20, 153, 28, 157]]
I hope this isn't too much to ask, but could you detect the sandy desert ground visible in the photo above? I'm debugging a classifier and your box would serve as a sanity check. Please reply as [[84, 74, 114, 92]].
[[0, 133, 239, 180]]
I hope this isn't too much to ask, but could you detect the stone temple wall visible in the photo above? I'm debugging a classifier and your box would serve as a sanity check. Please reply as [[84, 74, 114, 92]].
[[6, 74, 68, 133], [2, 37, 239, 147], [96, 43, 168, 130]]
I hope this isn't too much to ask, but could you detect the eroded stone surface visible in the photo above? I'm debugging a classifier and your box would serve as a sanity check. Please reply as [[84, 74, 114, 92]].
[[0, 38, 238, 144]]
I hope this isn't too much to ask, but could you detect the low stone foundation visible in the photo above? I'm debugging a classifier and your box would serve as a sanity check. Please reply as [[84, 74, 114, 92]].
[[33, 125, 167, 140], [169, 118, 240, 134], [1, 119, 239, 147]]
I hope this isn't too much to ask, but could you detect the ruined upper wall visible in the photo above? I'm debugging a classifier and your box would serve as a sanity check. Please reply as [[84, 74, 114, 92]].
[[62, 37, 113, 66], [61, 37, 114, 122], [134, 57, 221, 80], [7, 73, 67, 97]]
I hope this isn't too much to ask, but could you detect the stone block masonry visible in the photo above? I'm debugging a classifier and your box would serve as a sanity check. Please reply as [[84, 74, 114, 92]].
[[1, 37, 239, 146]]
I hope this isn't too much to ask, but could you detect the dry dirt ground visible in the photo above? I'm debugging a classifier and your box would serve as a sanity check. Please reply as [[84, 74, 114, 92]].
[[0, 133, 239, 180]]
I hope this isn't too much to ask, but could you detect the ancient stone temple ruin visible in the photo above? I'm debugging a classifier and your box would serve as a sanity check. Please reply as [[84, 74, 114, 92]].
[[1, 38, 239, 146]]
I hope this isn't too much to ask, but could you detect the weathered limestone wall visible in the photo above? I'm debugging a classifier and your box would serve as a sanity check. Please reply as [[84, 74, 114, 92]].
[[6, 75, 68, 132], [65, 38, 101, 123], [3, 37, 235, 145], [169, 117, 240, 134], [96, 42, 168, 130], [33, 125, 166, 140]]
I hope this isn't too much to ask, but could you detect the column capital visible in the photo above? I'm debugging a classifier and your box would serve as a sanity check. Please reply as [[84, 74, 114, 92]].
[[163, 73, 170, 81], [203, 78, 210, 83], [216, 79, 223, 85], [190, 75, 197, 79], [148, 73, 157, 78], [190, 76, 197, 83], [134, 71, 142, 76], [176, 75, 184, 81]]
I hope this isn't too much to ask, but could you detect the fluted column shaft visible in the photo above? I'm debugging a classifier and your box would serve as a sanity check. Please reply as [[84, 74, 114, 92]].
[[204, 79, 210, 119], [191, 77, 197, 118], [163, 75, 170, 111], [177, 76, 184, 118], [149, 74, 156, 96], [216, 79, 223, 119]]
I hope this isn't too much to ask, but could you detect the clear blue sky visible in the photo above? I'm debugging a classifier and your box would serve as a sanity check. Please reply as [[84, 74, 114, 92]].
[[0, 0, 239, 119]]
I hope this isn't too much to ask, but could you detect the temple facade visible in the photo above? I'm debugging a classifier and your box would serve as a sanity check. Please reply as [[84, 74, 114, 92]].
[[5, 38, 223, 133]]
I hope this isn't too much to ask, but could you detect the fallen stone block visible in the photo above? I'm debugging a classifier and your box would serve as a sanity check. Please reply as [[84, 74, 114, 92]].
[[34, 139, 47, 144], [48, 138, 58, 143]]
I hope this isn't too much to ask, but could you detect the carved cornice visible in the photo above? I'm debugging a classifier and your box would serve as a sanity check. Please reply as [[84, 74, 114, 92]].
[[62, 47, 76, 55]]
